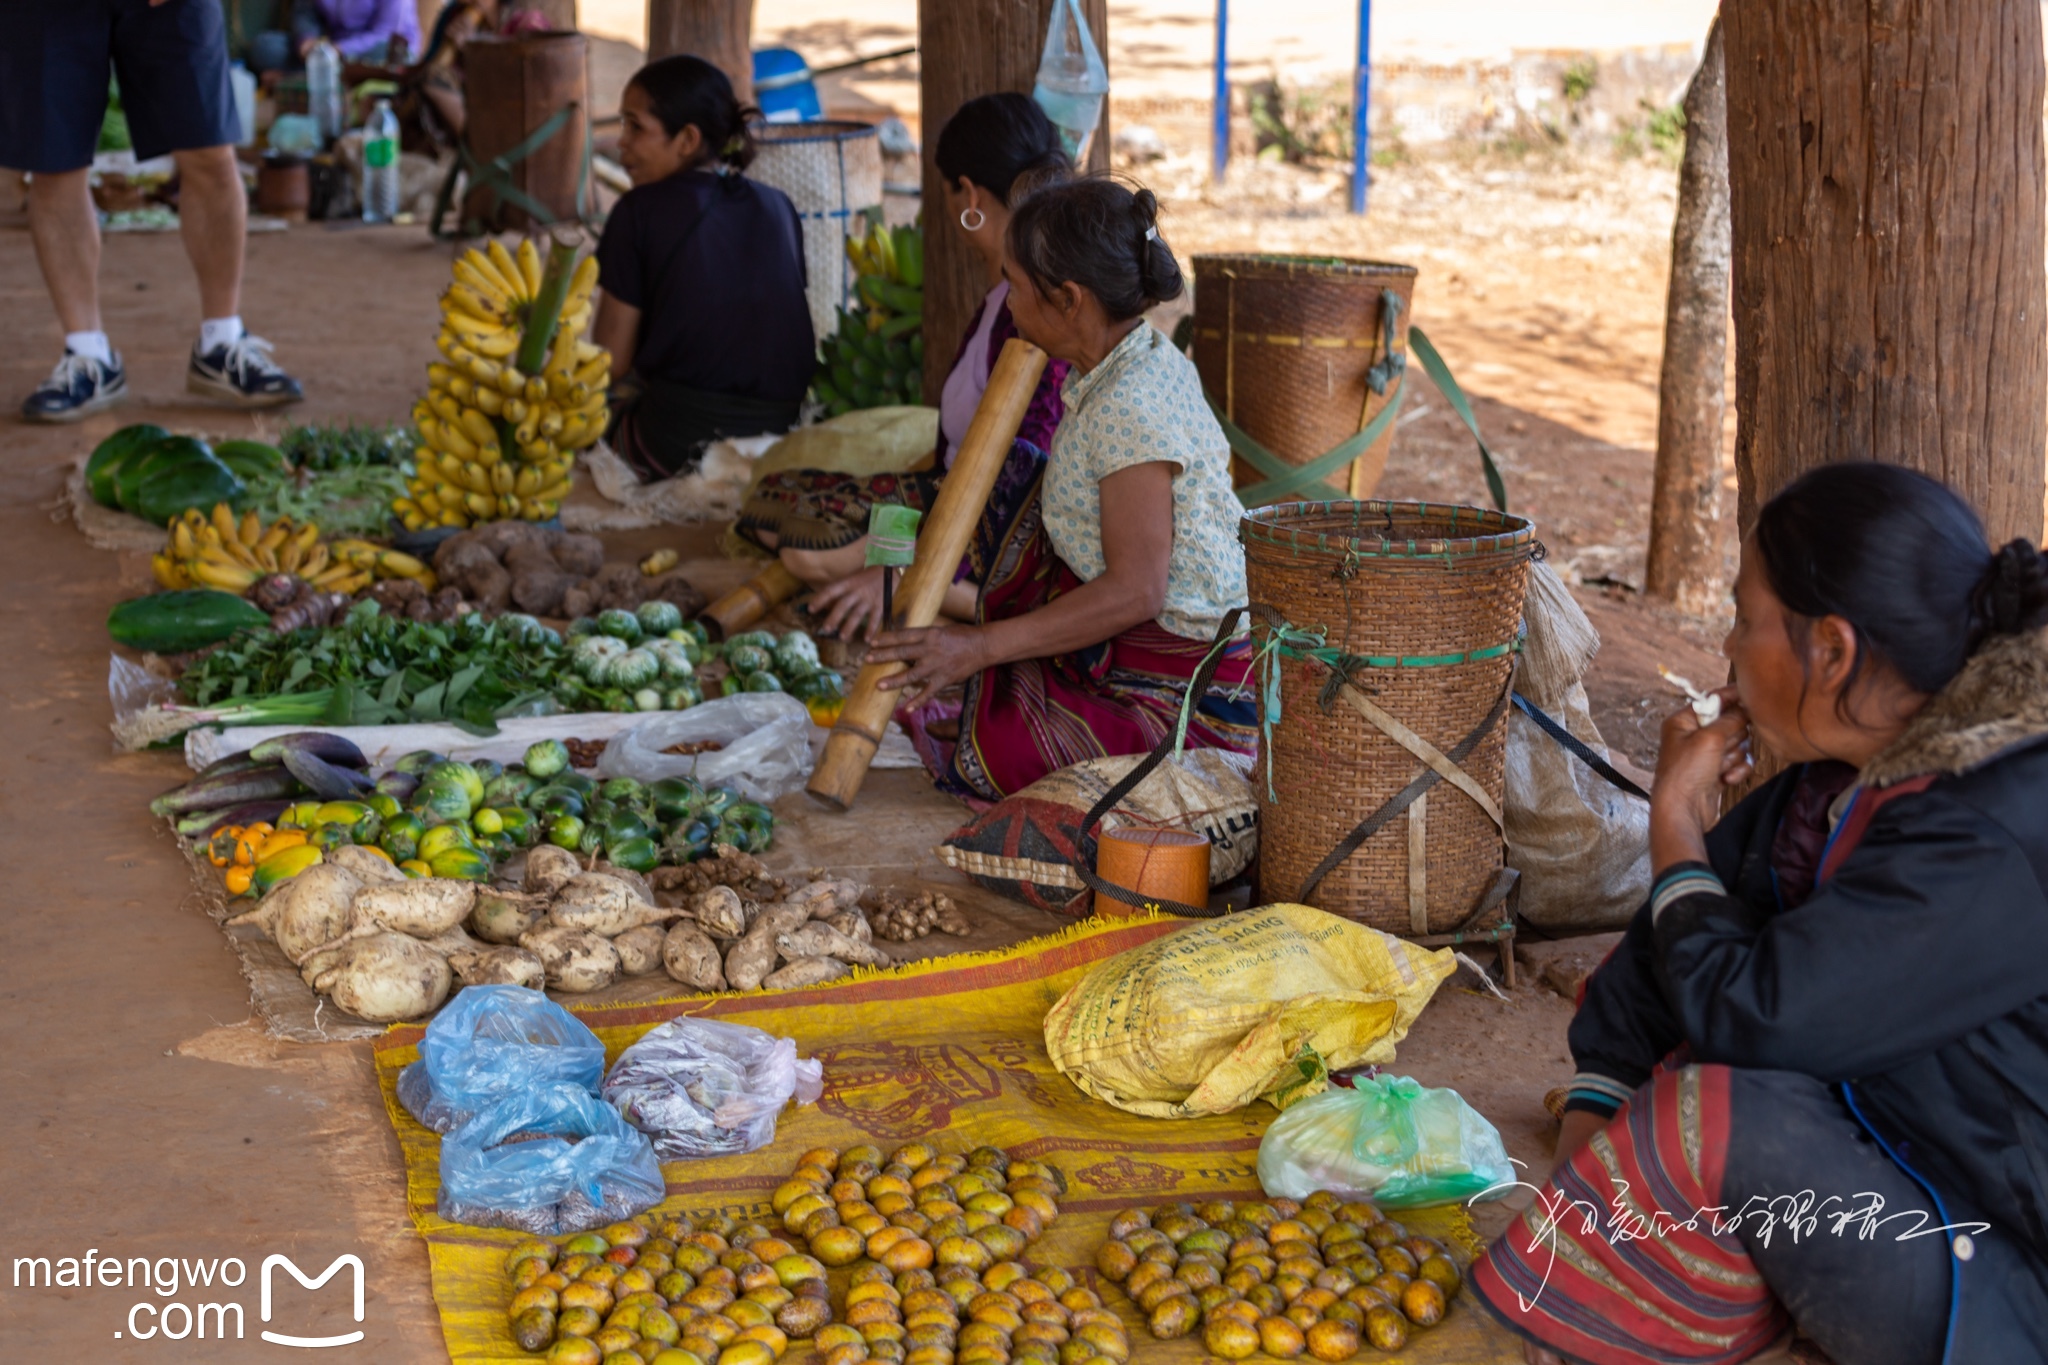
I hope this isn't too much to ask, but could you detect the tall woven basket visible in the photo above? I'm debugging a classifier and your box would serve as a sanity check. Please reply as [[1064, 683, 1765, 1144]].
[[1242, 501, 1535, 935], [748, 121, 883, 345], [1192, 255, 1418, 499]]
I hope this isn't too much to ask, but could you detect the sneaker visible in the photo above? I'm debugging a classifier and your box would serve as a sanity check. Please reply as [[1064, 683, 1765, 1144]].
[[21, 349, 128, 423], [187, 334, 304, 408]]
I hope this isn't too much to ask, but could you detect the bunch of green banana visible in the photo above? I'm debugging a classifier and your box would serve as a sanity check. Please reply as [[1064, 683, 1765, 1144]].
[[814, 221, 925, 416], [392, 238, 610, 532]]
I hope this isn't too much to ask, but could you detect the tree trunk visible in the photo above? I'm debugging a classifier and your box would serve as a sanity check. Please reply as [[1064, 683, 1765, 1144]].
[[647, 0, 755, 106], [1723, 0, 2047, 543], [919, 0, 1109, 403], [1646, 19, 1730, 615]]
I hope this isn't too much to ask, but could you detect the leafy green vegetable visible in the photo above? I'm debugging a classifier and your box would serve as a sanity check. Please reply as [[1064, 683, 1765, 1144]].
[[280, 421, 409, 471]]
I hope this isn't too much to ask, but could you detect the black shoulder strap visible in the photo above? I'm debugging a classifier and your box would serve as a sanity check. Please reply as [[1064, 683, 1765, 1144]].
[[1510, 694, 1650, 801]]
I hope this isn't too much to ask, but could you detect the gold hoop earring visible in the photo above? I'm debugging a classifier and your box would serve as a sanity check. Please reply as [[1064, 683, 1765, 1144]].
[[959, 207, 986, 232]]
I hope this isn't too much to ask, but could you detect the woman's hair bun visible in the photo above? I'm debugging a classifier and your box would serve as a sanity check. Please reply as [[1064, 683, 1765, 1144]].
[[1005, 177, 1184, 322], [1973, 539, 2048, 640]]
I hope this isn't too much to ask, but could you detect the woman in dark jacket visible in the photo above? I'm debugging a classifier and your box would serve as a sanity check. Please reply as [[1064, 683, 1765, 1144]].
[[1477, 464, 2048, 1365], [593, 55, 815, 478]]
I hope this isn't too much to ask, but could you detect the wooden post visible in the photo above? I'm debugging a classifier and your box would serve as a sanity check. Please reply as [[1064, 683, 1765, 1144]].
[[919, 0, 1109, 404], [1723, 0, 2047, 543], [809, 340, 1051, 809], [1645, 19, 1730, 615], [698, 562, 802, 641], [647, 0, 755, 105]]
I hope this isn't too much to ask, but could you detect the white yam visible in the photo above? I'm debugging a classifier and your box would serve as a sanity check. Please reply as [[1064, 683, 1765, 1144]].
[[612, 924, 667, 975], [414, 924, 486, 958], [521, 844, 583, 898], [789, 879, 863, 919], [448, 946, 546, 991], [778, 922, 892, 968], [260, 863, 365, 965], [470, 889, 548, 944], [351, 878, 477, 938], [519, 924, 620, 993], [762, 956, 851, 990], [824, 908, 872, 945], [310, 931, 452, 1022], [549, 872, 674, 937], [662, 923, 726, 991], [689, 885, 747, 939], [326, 845, 407, 884]]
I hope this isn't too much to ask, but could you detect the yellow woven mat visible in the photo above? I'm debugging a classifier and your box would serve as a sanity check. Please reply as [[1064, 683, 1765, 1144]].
[[373, 915, 1520, 1364]]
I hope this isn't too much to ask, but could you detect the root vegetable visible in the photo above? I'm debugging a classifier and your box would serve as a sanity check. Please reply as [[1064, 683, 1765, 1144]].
[[349, 878, 478, 938], [519, 925, 620, 993], [269, 864, 367, 964], [549, 873, 672, 937], [449, 945, 546, 990], [762, 956, 850, 990], [777, 922, 892, 968], [723, 932, 779, 993], [689, 886, 747, 939], [510, 570, 573, 616], [552, 533, 605, 578], [612, 924, 666, 975], [521, 844, 582, 899], [789, 879, 862, 919], [469, 888, 548, 944], [661, 923, 725, 991], [824, 909, 872, 944], [590, 862, 656, 905], [327, 845, 406, 885], [416, 924, 486, 958], [309, 931, 452, 1022], [560, 581, 598, 619]]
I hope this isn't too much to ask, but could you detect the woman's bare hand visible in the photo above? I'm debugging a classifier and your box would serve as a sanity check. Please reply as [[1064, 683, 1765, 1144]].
[[866, 623, 991, 703], [1650, 687, 1751, 870], [809, 566, 888, 641]]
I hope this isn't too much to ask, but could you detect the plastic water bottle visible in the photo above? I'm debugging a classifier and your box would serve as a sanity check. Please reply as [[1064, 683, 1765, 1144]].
[[1032, 0, 1109, 164], [362, 98, 400, 222], [307, 39, 344, 144]]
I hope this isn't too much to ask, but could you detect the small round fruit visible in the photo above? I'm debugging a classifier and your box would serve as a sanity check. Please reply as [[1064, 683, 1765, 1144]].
[[1094, 1240, 1137, 1282], [510, 1306, 557, 1352], [811, 1226, 867, 1267], [1146, 1294, 1200, 1340], [1365, 1304, 1410, 1350], [547, 1339, 604, 1365], [1417, 1254, 1463, 1300], [1400, 1277, 1446, 1327], [1258, 1314, 1308, 1358], [1203, 1316, 1260, 1359], [557, 1306, 603, 1338], [1305, 1317, 1363, 1361]]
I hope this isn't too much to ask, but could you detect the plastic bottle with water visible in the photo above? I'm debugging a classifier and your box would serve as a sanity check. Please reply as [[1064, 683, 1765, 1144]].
[[1031, 0, 1109, 165], [307, 38, 344, 145], [362, 98, 400, 222]]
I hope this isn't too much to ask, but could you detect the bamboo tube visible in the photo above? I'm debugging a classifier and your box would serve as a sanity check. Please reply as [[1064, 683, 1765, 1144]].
[[808, 338, 1050, 808], [698, 562, 803, 641]]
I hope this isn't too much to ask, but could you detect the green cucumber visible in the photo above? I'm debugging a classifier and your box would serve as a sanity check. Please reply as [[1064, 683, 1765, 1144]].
[[107, 589, 271, 653], [116, 435, 215, 513], [133, 452, 245, 527], [214, 439, 290, 482], [86, 424, 169, 507]]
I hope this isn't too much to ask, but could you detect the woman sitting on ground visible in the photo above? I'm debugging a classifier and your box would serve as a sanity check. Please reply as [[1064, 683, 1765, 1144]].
[[863, 178, 1256, 802], [736, 92, 1073, 640], [1476, 463, 2048, 1364], [592, 55, 815, 480]]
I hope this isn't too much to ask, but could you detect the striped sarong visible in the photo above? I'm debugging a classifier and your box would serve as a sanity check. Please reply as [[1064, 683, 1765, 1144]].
[[1473, 1063, 1792, 1364]]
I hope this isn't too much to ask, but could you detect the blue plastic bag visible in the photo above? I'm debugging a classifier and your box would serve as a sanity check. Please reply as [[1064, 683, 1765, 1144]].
[[396, 985, 606, 1134], [438, 1081, 667, 1235], [1256, 1075, 1515, 1208]]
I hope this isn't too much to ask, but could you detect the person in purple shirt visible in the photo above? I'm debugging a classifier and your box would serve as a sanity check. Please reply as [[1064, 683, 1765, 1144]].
[[294, 0, 420, 62]]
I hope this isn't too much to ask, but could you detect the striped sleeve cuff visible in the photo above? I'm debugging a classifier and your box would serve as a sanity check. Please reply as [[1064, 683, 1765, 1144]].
[[1563, 1071, 1636, 1117], [1651, 864, 1727, 923]]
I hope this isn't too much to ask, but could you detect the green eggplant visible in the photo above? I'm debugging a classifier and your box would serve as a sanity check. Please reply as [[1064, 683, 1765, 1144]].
[[605, 836, 661, 874], [547, 815, 585, 850], [529, 784, 586, 818], [380, 811, 425, 863], [483, 771, 540, 808], [524, 738, 570, 779], [649, 778, 703, 822], [699, 786, 739, 820], [394, 750, 445, 775]]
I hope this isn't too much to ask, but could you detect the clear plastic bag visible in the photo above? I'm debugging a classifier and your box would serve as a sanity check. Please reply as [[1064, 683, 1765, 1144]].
[[601, 1017, 823, 1161], [437, 1081, 667, 1235], [397, 985, 606, 1134], [596, 694, 814, 803], [1256, 1075, 1515, 1208]]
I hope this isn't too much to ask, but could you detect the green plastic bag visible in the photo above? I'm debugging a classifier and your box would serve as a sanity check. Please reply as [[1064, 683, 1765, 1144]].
[[1255, 1074, 1514, 1208]]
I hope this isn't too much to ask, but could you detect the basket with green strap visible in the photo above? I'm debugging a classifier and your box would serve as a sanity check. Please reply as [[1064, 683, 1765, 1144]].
[[1192, 255, 1417, 504], [1241, 501, 1535, 936]]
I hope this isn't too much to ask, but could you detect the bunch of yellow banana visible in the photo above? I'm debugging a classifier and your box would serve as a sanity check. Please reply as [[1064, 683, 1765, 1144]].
[[392, 239, 610, 533], [153, 504, 436, 597]]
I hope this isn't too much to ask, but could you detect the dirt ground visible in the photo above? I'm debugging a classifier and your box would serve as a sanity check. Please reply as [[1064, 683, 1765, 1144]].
[[0, 117, 1731, 1356]]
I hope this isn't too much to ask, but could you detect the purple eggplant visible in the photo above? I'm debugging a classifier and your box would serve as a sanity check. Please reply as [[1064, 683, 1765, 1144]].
[[249, 731, 367, 771], [374, 770, 419, 804], [174, 799, 293, 840], [149, 763, 303, 817], [191, 750, 271, 781], [281, 747, 375, 799]]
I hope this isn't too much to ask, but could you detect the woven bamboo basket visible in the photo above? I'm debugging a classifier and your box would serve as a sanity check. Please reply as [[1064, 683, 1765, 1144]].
[[1242, 501, 1534, 935], [1192, 255, 1418, 499], [748, 121, 883, 345]]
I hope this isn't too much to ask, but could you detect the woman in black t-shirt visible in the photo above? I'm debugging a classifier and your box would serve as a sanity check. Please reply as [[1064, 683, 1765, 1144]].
[[593, 56, 815, 478]]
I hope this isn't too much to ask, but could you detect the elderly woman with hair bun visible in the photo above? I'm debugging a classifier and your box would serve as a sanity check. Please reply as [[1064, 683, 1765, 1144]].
[[1478, 462, 2048, 1365], [865, 177, 1257, 803]]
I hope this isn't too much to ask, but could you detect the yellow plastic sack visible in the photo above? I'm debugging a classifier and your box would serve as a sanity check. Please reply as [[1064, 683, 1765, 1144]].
[[1043, 904, 1455, 1119]]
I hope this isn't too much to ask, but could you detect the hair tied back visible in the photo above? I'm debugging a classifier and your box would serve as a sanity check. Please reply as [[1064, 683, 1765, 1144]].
[[1974, 539, 2048, 642]]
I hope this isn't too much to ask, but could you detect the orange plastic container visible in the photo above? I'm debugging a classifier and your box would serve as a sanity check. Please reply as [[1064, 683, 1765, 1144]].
[[1093, 827, 1212, 918]]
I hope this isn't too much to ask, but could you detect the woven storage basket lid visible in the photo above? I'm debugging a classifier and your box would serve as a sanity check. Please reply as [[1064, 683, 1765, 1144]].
[[1241, 500, 1535, 935], [748, 121, 884, 345]]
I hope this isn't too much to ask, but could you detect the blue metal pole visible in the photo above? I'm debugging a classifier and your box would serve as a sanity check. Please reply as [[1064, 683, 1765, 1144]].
[[1350, 0, 1371, 213], [1213, 0, 1230, 182]]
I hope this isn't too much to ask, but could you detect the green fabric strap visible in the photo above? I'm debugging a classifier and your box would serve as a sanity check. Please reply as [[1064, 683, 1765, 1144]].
[[1408, 324, 1508, 513], [1219, 377, 1406, 508], [433, 104, 580, 239]]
